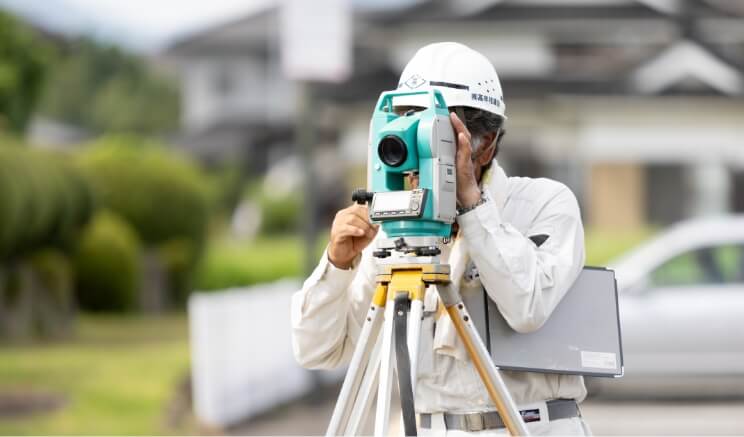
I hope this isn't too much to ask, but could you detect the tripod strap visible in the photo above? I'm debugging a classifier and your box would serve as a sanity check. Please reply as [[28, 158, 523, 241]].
[[393, 293, 417, 436]]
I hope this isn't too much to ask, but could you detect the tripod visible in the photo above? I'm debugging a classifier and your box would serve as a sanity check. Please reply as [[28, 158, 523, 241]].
[[326, 238, 530, 436]]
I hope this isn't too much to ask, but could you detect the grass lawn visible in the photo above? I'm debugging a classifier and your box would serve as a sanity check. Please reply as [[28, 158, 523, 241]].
[[0, 314, 194, 435]]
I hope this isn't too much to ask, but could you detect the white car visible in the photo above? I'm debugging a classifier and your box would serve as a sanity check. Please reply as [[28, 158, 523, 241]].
[[588, 215, 744, 398]]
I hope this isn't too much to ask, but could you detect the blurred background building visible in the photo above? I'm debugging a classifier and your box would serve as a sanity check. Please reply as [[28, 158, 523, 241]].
[[164, 0, 744, 229]]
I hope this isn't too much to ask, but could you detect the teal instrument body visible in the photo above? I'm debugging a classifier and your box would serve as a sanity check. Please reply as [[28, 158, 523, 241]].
[[368, 89, 457, 238]]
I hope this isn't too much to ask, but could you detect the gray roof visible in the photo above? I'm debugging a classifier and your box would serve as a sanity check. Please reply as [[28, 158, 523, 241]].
[[164, 0, 744, 101]]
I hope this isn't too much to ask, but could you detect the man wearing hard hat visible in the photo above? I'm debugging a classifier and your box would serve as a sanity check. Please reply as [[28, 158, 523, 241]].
[[291, 42, 590, 435]]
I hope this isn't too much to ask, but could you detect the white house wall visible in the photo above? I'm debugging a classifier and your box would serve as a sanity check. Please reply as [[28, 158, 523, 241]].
[[503, 97, 744, 167], [572, 98, 744, 166], [181, 56, 296, 131], [339, 104, 374, 166]]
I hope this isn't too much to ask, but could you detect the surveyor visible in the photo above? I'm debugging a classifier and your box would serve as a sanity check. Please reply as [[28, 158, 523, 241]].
[[291, 42, 591, 435]]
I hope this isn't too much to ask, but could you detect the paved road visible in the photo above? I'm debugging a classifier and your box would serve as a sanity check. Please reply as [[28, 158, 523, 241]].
[[581, 399, 744, 435], [231, 388, 744, 436]]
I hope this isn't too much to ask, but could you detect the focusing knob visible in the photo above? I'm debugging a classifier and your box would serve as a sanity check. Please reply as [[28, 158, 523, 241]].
[[352, 188, 374, 205]]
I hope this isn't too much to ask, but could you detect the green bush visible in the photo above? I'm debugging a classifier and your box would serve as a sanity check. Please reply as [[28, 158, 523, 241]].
[[0, 141, 94, 259], [78, 136, 211, 253], [73, 211, 141, 312], [194, 236, 302, 290], [256, 187, 301, 235], [76, 136, 213, 303], [193, 234, 330, 291], [235, 177, 303, 236]]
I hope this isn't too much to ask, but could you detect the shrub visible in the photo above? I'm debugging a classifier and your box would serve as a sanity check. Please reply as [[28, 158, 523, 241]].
[[73, 211, 141, 312], [77, 135, 211, 254], [0, 141, 93, 259], [0, 139, 93, 338], [193, 234, 330, 291], [258, 191, 301, 235], [242, 178, 302, 236], [193, 236, 302, 291], [76, 136, 213, 304]]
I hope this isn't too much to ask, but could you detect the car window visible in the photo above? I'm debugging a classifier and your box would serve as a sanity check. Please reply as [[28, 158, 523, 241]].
[[650, 245, 744, 287]]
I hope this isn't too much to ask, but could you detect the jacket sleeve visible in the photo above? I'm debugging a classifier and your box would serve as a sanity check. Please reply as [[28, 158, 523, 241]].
[[290, 244, 378, 369], [457, 185, 585, 334]]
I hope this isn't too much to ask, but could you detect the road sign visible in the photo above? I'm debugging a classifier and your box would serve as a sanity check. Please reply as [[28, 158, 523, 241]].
[[280, 0, 352, 83]]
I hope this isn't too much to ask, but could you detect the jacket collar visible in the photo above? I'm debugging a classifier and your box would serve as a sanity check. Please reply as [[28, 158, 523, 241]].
[[480, 159, 508, 212]]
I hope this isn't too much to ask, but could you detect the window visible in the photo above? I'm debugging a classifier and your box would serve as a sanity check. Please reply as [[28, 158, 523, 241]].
[[650, 245, 744, 287]]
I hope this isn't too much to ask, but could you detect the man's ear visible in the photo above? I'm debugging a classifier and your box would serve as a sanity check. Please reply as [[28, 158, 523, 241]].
[[475, 130, 499, 166]]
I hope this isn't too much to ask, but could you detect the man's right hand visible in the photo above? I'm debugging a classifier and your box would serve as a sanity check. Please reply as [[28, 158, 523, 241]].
[[328, 204, 379, 270]]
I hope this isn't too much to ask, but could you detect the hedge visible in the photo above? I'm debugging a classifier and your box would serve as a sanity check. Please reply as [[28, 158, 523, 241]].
[[0, 141, 93, 259], [76, 136, 213, 304], [77, 135, 211, 256], [73, 211, 141, 312]]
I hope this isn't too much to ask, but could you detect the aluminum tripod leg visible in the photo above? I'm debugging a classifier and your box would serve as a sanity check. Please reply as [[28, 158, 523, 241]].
[[438, 282, 530, 436], [326, 278, 424, 437], [375, 294, 424, 437], [327, 262, 529, 436], [326, 285, 387, 436], [380, 267, 427, 437], [374, 302, 396, 437], [344, 335, 382, 435], [345, 290, 423, 436]]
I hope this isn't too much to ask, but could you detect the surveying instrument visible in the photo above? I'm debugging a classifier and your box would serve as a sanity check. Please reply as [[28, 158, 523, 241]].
[[325, 89, 530, 436]]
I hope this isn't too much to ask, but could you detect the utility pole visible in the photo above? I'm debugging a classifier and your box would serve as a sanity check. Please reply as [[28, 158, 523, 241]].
[[296, 83, 318, 277]]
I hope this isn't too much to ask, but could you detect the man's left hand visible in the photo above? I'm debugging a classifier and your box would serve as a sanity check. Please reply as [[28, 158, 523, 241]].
[[450, 112, 482, 208]]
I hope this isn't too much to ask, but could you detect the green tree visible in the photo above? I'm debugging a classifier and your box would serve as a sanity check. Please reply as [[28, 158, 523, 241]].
[[40, 38, 180, 135], [0, 11, 48, 133]]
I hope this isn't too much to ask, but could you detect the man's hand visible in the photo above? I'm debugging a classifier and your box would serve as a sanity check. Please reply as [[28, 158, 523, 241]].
[[328, 204, 379, 269], [450, 112, 482, 208]]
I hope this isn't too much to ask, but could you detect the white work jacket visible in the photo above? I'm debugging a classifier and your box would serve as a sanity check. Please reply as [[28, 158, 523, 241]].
[[291, 161, 587, 414]]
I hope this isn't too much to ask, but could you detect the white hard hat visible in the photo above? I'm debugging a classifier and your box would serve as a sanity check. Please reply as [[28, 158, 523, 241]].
[[393, 42, 506, 119]]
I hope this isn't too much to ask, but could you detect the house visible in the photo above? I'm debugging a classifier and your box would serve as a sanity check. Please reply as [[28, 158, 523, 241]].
[[163, 0, 744, 229]]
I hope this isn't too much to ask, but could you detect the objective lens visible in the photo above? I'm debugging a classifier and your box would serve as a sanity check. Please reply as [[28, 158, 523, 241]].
[[378, 135, 408, 167]]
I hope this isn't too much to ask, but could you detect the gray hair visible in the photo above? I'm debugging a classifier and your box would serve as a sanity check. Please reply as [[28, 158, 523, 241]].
[[458, 107, 505, 154], [460, 107, 504, 140]]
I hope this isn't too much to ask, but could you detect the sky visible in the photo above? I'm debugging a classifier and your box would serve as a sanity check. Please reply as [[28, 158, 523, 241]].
[[0, 0, 414, 53], [0, 0, 273, 53]]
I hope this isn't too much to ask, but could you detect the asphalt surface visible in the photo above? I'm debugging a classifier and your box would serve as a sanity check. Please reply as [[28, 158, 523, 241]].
[[230, 386, 744, 436]]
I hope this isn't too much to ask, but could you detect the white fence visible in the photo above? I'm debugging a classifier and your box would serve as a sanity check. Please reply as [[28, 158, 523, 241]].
[[188, 280, 341, 428]]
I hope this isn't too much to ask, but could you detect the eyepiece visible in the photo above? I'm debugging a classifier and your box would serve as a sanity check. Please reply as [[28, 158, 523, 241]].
[[378, 135, 408, 167]]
